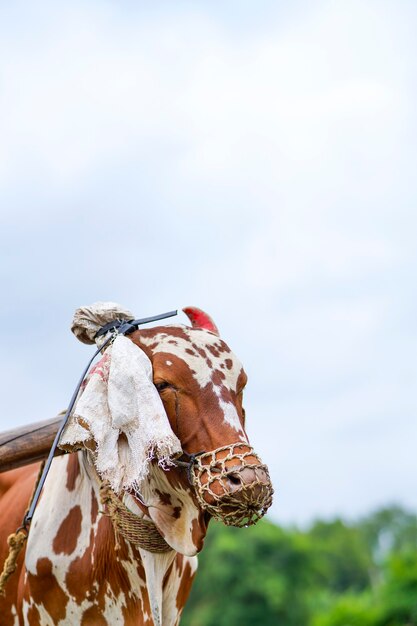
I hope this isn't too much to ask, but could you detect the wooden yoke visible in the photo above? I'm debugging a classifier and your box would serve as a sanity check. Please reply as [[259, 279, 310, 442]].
[[0, 417, 63, 473]]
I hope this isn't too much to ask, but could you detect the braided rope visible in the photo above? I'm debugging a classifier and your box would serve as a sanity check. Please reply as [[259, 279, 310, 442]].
[[99, 482, 172, 553], [190, 443, 273, 527]]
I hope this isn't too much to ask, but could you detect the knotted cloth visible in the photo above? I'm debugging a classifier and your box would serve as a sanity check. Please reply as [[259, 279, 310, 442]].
[[60, 302, 182, 494], [71, 301, 134, 345]]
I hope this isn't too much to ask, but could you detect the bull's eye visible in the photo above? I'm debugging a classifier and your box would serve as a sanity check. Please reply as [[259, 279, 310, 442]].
[[155, 381, 173, 392]]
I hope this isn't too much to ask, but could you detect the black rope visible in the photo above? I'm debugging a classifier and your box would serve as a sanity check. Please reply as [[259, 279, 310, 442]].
[[95, 310, 178, 339], [174, 451, 205, 484]]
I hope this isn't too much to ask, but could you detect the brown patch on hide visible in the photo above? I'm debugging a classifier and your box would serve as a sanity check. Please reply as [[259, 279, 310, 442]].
[[27, 558, 68, 623], [191, 516, 206, 552], [172, 506, 182, 520], [81, 605, 108, 625], [138, 586, 154, 626], [91, 488, 98, 524], [121, 591, 151, 626], [53, 505, 82, 555], [191, 343, 208, 360], [163, 560, 175, 590], [122, 601, 141, 626], [225, 358, 233, 370], [220, 384, 234, 404], [1, 609, 15, 626], [175, 562, 195, 611], [207, 344, 220, 357], [91, 516, 131, 599], [211, 370, 226, 386], [175, 553, 184, 572], [155, 489, 172, 506], [164, 467, 192, 491], [216, 340, 231, 354], [26, 604, 41, 626], [237, 368, 248, 390], [65, 529, 94, 605], [121, 604, 131, 624], [66, 454, 80, 491]]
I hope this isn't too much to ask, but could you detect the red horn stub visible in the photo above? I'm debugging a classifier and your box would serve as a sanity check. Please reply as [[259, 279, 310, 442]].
[[182, 306, 219, 336]]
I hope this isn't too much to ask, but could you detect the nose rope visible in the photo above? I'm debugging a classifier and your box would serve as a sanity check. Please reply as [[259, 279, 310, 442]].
[[174, 451, 206, 484]]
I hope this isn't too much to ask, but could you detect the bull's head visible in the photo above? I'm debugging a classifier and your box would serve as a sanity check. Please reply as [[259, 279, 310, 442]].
[[127, 307, 273, 556]]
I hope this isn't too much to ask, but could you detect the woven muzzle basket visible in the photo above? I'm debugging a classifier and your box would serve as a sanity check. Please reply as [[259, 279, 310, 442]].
[[190, 443, 274, 527]]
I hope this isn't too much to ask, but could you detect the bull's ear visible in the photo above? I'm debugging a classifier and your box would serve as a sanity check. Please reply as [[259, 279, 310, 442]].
[[183, 306, 219, 336], [138, 464, 208, 556]]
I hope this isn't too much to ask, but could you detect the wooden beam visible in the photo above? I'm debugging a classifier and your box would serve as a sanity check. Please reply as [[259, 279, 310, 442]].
[[0, 416, 64, 473]]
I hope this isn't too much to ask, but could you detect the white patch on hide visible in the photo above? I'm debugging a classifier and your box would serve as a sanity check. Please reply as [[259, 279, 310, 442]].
[[139, 549, 176, 626], [22, 601, 54, 626], [218, 397, 248, 441], [141, 326, 247, 437], [10, 604, 18, 626], [26, 455, 94, 576], [141, 328, 242, 390]]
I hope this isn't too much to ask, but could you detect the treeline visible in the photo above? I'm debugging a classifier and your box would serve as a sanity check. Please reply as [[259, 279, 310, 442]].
[[181, 506, 417, 626]]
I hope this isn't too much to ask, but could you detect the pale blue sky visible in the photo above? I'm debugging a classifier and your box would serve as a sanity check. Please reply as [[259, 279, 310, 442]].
[[0, 0, 416, 523]]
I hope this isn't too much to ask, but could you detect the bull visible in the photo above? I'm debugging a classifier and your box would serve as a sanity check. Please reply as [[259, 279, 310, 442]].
[[0, 304, 273, 625]]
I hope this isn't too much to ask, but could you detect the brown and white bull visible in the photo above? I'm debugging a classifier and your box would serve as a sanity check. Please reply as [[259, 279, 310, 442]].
[[0, 307, 272, 625]]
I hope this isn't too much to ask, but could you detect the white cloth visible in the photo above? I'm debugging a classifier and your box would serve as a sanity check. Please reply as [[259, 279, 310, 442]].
[[71, 301, 134, 345], [61, 328, 182, 494]]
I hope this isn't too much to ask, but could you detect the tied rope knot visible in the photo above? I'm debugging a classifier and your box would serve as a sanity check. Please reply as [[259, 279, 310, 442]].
[[0, 528, 28, 596]]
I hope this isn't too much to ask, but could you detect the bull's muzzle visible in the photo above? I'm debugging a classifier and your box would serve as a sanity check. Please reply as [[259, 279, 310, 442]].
[[190, 443, 274, 527]]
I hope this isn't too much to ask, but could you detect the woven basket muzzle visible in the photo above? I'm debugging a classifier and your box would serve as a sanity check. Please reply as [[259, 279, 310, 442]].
[[190, 443, 274, 527]]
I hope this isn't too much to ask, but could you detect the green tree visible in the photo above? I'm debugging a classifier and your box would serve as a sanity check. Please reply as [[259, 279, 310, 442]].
[[359, 506, 417, 565], [181, 520, 317, 626], [311, 592, 378, 626], [376, 550, 417, 626], [180, 507, 417, 626], [308, 519, 373, 593]]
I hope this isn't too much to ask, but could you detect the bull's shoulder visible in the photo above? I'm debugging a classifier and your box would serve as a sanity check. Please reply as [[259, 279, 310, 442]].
[[0, 463, 42, 588], [0, 463, 41, 624], [0, 462, 41, 498]]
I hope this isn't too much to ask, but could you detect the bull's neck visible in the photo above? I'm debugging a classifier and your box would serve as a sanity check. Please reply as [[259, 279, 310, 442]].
[[26, 452, 177, 626]]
